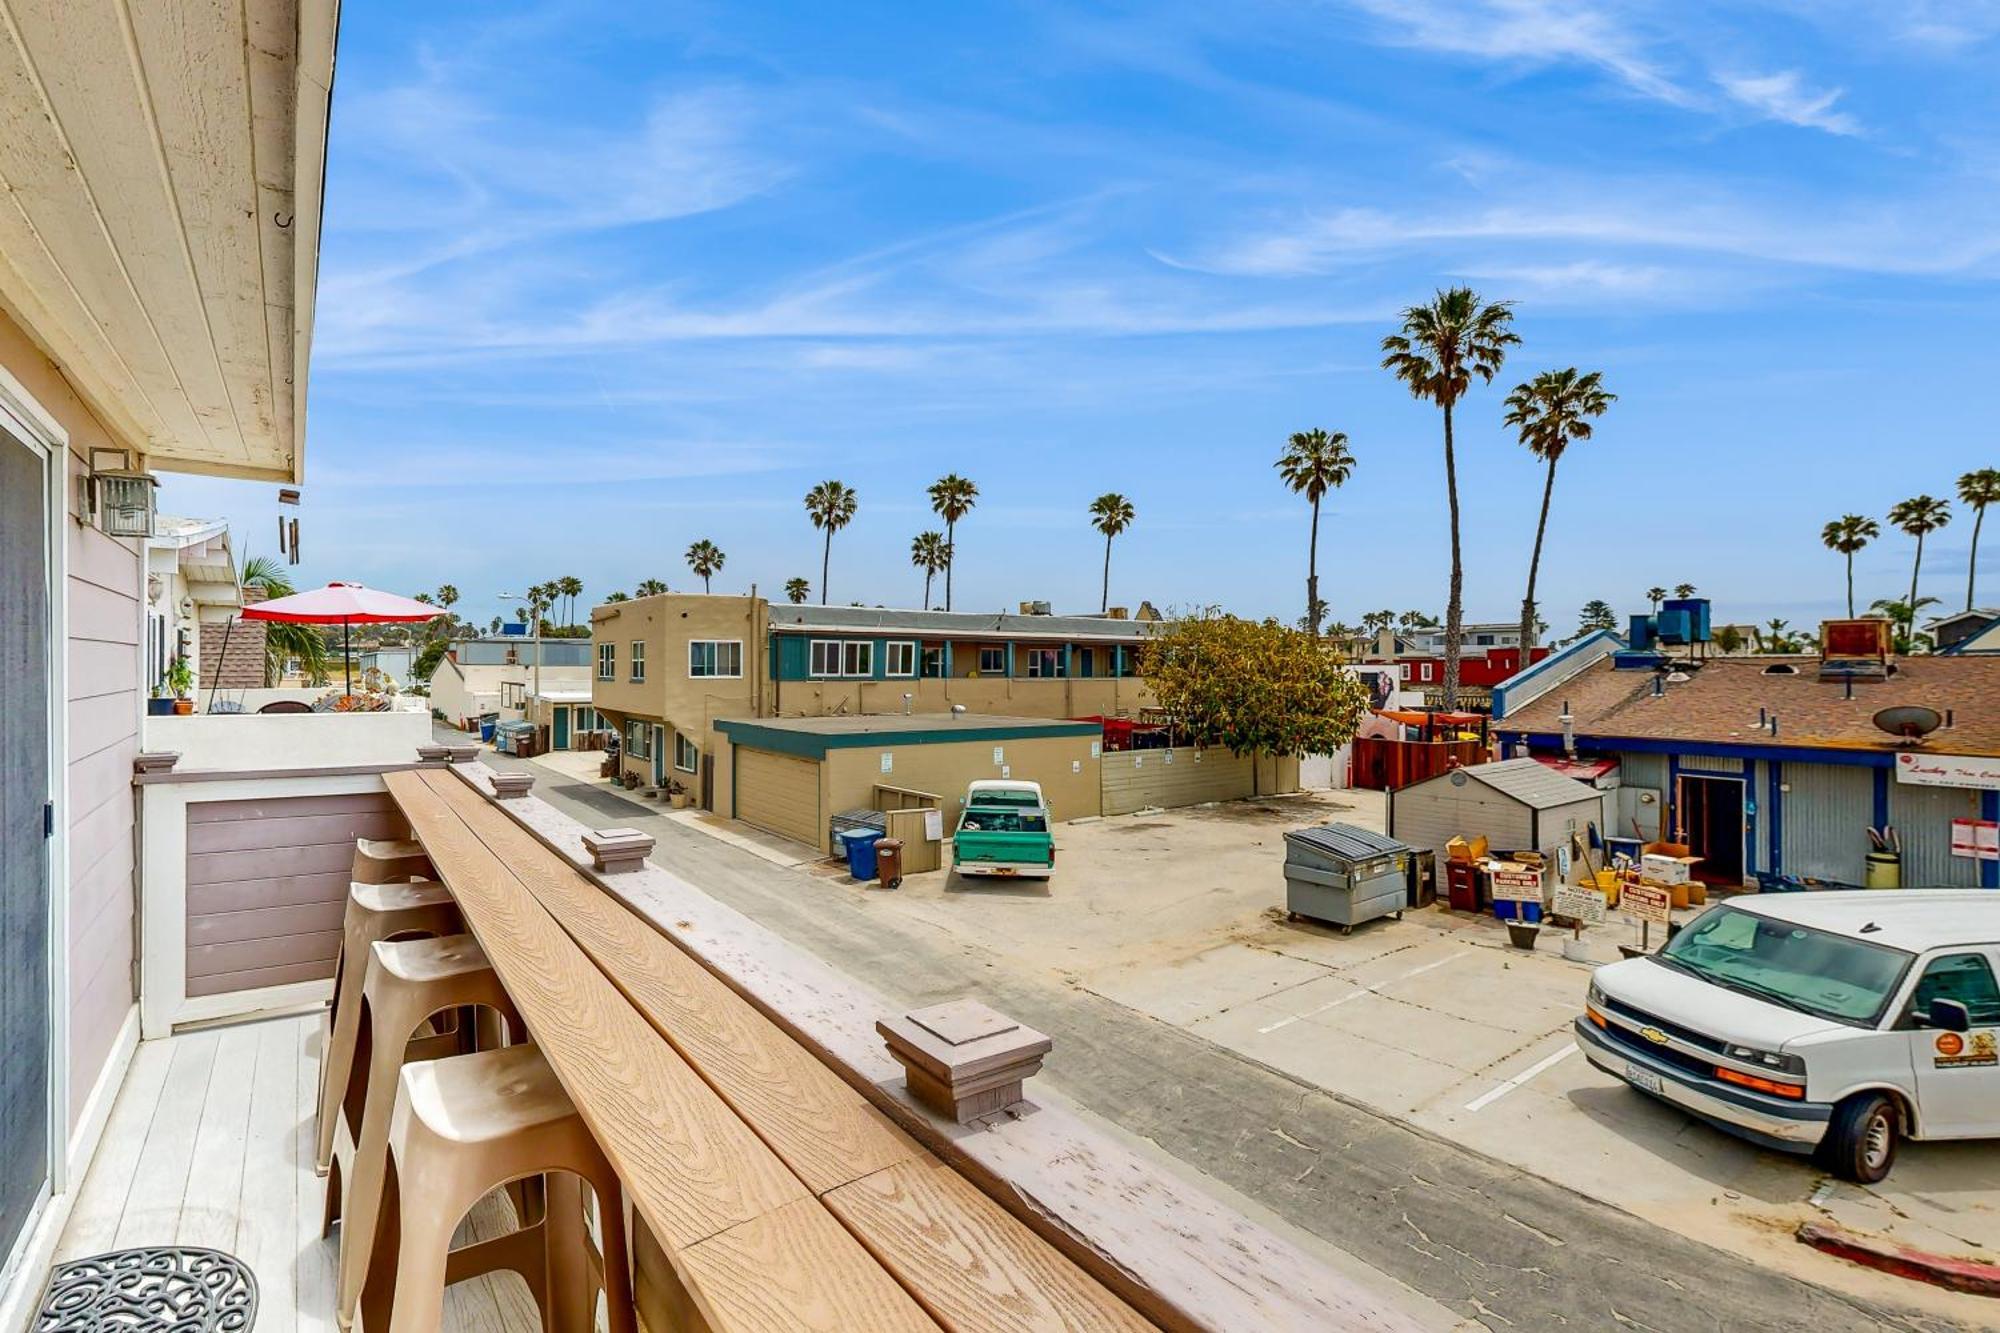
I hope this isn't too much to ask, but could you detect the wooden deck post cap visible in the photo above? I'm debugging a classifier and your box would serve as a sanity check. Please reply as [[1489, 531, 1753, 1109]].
[[581, 826, 654, 872], [444, 744, 481, 763], [489, 772, 535, 798], [415, 743, 452, 763], [878, 999, 1051, 1124]]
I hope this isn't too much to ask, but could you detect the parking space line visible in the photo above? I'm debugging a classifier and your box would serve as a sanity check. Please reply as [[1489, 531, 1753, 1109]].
[[1256, 951, 1469, 1034], [1463, 1045, 1578, 1112]]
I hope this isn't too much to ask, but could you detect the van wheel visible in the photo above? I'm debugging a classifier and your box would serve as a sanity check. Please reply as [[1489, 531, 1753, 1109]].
[[1819, 1092, 1899, 1184]]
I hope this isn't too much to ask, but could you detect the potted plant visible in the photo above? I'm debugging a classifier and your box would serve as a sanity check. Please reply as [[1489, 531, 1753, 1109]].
[[667, 779, 690, 810], [166, 655, 195, 715], [147, 682, 176, 716]]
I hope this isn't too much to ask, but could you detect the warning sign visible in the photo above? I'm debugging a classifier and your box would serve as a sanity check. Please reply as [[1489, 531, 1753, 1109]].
[[1553, 885, 1608, 925], [1622, 881, 1672, 925], [1950, 818, 1999, 861]]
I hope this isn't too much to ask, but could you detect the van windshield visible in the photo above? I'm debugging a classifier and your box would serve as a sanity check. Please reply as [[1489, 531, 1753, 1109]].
[[1656, 905, 1914, 1027]]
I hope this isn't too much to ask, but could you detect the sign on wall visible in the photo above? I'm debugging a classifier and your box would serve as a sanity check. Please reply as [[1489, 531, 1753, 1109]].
[[1897, 752, 2000, 791], [1951, 818, 2000, 860]]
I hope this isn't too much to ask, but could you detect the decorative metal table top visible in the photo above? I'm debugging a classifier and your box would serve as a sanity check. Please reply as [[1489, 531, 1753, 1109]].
[[35, 1247, 257, 1332]]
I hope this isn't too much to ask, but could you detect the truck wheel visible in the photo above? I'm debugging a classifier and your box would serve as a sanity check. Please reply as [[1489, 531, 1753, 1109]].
[[1819, 1092, 1899, 1184]]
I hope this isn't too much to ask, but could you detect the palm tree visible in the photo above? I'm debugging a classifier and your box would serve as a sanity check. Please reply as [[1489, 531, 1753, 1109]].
[[804, 480, 858, 605], [1577, 599, 1617, 635], [1888, 495, 1952, 637], [1820, 514, 1880, 617], [1360, 608, 1396, 638], [1397, 610, 1436, 633], [1087, 493, 1136, 614], [241, 554, 328, 686], [1869, 596, 1942, 654], [1673, 583, 1697, 599], [603, 591, 630, 603], [784, 577, 810, 605], [434, 583, 459, 612], [1645, 586, 1666, 613], [685, 540, 725, 593], [1764, 618, 1791, 653], [1381, 286, 1518, 708], [927, 474, 978, 611], [634, 578, 669, 597], [1274, 428, 1357, 637], [1502, 367, 1615, 654], [558, 575, 583, 626], [911, 532, 949, 610], [1957, 470, 2000, 610], [488, 615, 503, 634]]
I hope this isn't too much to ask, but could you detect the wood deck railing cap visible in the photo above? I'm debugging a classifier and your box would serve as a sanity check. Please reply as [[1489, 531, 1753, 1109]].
[[879, 1000, 1050, 1124]]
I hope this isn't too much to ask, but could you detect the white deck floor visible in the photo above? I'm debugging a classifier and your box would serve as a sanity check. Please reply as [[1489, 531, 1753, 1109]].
[[55, 1012, 538, 1332]]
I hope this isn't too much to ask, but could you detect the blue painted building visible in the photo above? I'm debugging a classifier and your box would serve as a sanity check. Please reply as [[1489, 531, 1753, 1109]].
[[1495, 647, 2000, 889]]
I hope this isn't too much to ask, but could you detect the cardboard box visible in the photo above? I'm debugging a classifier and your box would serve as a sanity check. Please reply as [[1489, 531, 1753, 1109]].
[[1641, 853, 1697, 885]]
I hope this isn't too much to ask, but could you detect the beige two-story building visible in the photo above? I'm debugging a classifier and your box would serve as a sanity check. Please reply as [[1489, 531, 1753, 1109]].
[[589, 593, 1157, 801]]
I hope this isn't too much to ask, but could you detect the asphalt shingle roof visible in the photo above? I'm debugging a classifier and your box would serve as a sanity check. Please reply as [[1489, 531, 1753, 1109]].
[[1498, 655, 2000, 757], [1437, 757, 1602, 809]]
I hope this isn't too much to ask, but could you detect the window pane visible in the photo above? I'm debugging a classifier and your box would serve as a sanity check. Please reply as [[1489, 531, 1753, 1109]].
[[1914, 954, 2000, 1024]]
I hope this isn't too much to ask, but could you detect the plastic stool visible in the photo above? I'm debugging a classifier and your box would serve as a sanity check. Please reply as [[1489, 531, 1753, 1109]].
[[329, 935, 522, 1328], [357, 1044, 636, 1333], [315, 880, 462, 1174], [352, 837, 434, 886]]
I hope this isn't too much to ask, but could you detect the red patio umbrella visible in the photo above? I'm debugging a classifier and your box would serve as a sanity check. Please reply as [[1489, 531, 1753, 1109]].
[[240, 581, 441, 696]]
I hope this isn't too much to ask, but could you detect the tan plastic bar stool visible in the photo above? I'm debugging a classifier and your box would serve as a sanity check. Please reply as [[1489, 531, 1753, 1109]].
[[314, 879, 463, 1174], [330, 935, 524, 1328], [352, 836, 435, 885], [358, 1043, 637, 1333]]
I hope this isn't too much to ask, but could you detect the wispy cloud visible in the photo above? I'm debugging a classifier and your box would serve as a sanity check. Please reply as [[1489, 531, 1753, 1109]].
[[1714, 69, 1858, 135]]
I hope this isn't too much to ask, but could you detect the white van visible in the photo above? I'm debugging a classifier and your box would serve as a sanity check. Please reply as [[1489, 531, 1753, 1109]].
[[1576, 890, 2000, 1182]]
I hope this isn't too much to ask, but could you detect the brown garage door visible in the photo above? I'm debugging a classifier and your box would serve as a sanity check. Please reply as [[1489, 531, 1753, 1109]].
[[735, 747, 822, 849]]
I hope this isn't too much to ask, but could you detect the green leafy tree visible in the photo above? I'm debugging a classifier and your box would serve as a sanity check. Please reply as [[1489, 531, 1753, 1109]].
[[1957, 470, 2000, 610], [1645, 586, 1666, 613], [240, 554, 328, 686], [1577, 599, 1617, 636], [784, 577, 810, 605], [684, 539, 725, 593], [1382, 286, 1518, 708], [1503, 367, 1615, 653], [1888, 495, 1952, 635], [1714, 624, 1745, 654], [1820, 514, 1880, 617], [634, 578, 669, 597], [927, 473, 978, 611], [1870, 596, 1942, 654], [1138, 609, 1371, 759], [414, 638, 450, 682], [910, 532, 949, 610], [805, 479, 859, 605], [1274, 429, 1356, 636], [1087, 492, 1136, 614], [1763, 618, 1792, 653]]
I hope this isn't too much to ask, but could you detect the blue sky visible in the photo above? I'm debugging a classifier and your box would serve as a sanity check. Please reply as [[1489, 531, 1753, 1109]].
[[164, 0, 2000, 634]]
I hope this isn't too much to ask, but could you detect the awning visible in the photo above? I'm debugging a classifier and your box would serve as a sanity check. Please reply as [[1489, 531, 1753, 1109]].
[[1534, 755, 1618, 782]]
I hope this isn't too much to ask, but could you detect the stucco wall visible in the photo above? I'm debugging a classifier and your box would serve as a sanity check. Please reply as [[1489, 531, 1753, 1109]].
[[771, 675, 1152, 721], [1099, 749, 1298, 816], [820, 732, 1103, 828], [1, 306, 143, 1133]]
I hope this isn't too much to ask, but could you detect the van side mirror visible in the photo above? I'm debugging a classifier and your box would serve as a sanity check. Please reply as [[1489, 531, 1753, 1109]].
[[1926, 998, 1972, 1033]]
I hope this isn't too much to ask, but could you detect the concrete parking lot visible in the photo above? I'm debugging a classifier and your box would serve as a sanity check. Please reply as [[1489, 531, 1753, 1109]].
[[793, 789, 2000, 1325], [502, 736, 1993, 1327]]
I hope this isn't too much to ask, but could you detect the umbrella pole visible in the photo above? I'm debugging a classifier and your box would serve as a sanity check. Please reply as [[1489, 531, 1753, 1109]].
[[207, 615, 236, 713], [343, 618, 353, 695]]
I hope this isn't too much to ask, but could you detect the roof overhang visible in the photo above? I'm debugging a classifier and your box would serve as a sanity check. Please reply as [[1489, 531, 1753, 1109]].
[[0, 0, 336, 483]]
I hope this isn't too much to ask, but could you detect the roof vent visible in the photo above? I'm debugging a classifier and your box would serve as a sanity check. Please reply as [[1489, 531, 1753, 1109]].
[[1762, 663, 1799, 675]]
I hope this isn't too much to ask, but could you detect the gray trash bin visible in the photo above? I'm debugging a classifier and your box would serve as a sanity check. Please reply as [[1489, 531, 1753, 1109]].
[[1283, 823, 1412, 933]]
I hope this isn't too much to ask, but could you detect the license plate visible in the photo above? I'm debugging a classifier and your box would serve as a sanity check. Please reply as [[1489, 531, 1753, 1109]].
[[1624, 1063, 1664, 1096], [990, 867, 1017, 876]]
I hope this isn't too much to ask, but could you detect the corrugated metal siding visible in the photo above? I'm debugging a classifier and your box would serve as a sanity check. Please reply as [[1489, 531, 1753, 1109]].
[[1391, 780, 1535, 856], [1101, 748, 1258, 816], [1888, 781, 1982, 888], [1619, 752, 1668, 791], [1780, 762, 1873, 884], [1679, 754, 1744, 775]]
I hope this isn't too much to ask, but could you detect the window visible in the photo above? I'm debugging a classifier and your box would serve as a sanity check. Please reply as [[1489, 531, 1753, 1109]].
[[920, 647, 945, 678], [885, 641, 917, 676], [1075, 647, 1094, 678], [1025, 648, 1066, 678], [577, 707, 596, 731], [809, 639, 873, 677], [1116, 648, 1139, 678], [688, 639, 743, 678], [597, 642, 615, 680], [1659, 905, 1913, 1027], [1475, 634, 1495, 646], [624, 720, 652, 759], [629, 641, 646, 682], [978, 646, 1006, 674], [1419, 662, 1434, 682], [1911, 953, 2000, 1026], [673, 732, 699, 773]]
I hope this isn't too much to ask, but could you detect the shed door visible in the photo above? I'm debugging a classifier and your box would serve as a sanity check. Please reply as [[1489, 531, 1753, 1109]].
[[735, 748, 821, 849], [0, 428, 51, 1268]]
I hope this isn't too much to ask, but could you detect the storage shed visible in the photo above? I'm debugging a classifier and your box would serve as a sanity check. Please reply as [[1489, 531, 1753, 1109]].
[[712, 714, 1103, 854], [1389, 758, 1603, 861]]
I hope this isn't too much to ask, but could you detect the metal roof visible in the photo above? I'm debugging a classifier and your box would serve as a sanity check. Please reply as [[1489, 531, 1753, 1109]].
[[1420, 757, 1601, 809], [767, 604, 1156, 642], [1283, 823, 1411, 863]]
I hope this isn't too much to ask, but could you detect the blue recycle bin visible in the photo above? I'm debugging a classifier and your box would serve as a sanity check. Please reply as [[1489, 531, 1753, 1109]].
[[840, 828, 882, 880], [1494, 899, 1543, 924], [479, 718, 497, 743]]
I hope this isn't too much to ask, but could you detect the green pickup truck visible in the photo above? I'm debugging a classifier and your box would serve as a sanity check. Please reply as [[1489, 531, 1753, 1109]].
[[951, 780, 1055, 879]]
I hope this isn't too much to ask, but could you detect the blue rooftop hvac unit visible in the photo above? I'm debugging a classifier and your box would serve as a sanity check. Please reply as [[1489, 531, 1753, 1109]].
[[1654, 608, 1691, 644], [1661, 597, 1712, 643], [1627, 614, 1657, 652]]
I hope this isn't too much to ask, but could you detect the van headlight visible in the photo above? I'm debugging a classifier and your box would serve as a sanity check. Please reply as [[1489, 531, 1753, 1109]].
[[1588, 981, 1606, 1009], [1723, 1044, 1806, 1076]]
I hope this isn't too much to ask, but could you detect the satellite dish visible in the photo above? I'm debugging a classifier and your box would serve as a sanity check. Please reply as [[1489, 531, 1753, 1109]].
[[1872, 705, 1943, 741]]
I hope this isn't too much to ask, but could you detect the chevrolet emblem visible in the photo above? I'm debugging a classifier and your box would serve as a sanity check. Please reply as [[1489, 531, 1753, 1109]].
[[1639, 1026, 1669, 1045]]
